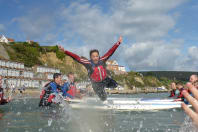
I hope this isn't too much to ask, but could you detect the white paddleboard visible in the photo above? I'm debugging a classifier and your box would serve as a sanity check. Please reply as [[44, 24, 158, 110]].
[[65, 97, 188, 111]]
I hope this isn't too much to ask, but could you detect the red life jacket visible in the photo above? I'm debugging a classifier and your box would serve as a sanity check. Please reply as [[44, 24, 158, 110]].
[[169, 90, 175, 97], [177, 88, 185, 98], [0, 89, 7, 105], [67, 83, 77, 97], [90, 65, 107, 82], [0, 91, 4, 101]]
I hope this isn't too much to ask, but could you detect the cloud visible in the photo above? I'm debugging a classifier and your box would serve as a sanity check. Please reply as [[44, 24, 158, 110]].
[[122, 40, 182, 71], [60, 0, 186, 44], [13, 9, 56, 41], [176, 46, 198, 71], [0, 24, 5, 32]]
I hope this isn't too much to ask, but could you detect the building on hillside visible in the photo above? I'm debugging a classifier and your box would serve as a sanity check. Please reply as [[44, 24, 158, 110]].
[[0, 35, 15, 43], [106, 60, 127, 75], [26, 40, 35, 44], [33, 65, 60, 74]]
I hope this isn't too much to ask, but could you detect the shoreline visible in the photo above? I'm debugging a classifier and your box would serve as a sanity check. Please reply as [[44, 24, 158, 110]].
[[106, 89, 168, 94], [5, 89, 169, 99]]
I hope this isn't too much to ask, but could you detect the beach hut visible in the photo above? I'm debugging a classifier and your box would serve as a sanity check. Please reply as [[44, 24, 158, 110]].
[[24, 80, 29, 87], [1, 60, 5, 67], [7, 69, 12, 76], [34, 81, 40, 88], [10, 69, 13, 77], [0, 68, 2, 75], [16, 79, 21, 87], [10, 62, 14, 68], [27, 80, 32, 88], [6, 61, 10, 68], [20, 79, 25, 87], [14, 62, 18, 69], [2, 68, 7, 76], [30, 72, 34, 78], [20, 64, 24, 69]]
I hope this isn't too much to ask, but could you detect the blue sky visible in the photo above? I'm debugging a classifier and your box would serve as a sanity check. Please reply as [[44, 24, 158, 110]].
[[0, 0, 198, 71]]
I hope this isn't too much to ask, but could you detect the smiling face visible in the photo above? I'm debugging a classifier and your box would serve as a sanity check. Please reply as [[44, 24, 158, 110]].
[[171, 82, 176, 90], [68, 74, 75, 83], [190, 75, 198, 83], [90, 52, 100, 64], [54, 75, 62, 85]]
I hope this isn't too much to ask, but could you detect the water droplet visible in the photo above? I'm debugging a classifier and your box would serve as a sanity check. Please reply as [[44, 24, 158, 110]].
[[48, 118, 53, 126], [16, 112, 21, 116], [60, 127, 64, 130]]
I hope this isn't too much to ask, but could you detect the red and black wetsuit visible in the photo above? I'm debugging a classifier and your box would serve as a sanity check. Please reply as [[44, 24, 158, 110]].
[[39, 82, 61, 107], [63, 41, 121, 101], [0, 88, 8, 105], [169, 89, 175, 97]]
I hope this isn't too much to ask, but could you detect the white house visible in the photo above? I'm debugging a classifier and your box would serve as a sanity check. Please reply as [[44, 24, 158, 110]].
[[106, 60, 118, 66], [118, 66, 126, 72], [0, 35, 14, 43]]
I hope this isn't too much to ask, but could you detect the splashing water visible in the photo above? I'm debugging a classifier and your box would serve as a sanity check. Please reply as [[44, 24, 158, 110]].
[[1, 93, 197, 132], [180, 116, 198, 132]]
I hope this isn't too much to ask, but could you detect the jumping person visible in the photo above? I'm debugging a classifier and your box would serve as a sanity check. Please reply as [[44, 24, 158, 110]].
[[39, 73, 62, 107], [59, 36, 123, 101], [0, 76, 11, 105]]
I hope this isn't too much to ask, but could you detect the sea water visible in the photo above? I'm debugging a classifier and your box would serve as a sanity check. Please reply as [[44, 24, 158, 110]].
[[0, 93, 196, 132]]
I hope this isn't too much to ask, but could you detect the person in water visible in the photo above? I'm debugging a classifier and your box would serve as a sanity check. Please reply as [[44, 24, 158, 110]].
[[169, 82, 177, 97], [0, 76, 11, 105], [59, 36, 123, 101], [39, 73, 62, 107], [62, 72, 82, 100], [189, 74, 198, 88], [182, 83, 198, 127]]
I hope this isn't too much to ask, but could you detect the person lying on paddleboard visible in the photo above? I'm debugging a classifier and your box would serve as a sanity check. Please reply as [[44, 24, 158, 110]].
[[39, 73, 63, 107], [62, 72, 83, 100], [59, 36, 123, 101], [0, 76, 11, 105]]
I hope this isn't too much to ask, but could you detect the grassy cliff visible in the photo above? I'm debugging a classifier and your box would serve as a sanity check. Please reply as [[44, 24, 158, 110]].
[[112, 71, 172, 90], [1, 42, 88, 81]]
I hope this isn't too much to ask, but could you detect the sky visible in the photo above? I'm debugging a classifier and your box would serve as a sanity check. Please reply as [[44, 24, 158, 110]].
[[0, 0, 198, 72]]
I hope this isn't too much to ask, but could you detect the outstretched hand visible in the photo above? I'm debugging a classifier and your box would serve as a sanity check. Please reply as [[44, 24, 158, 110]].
[[182, 83, 198, 127], [58, 45, 65, 52], [118, 36, 123, 43]]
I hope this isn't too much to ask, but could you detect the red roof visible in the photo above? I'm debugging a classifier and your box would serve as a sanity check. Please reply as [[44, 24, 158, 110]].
[[7, 38, 15, 42]]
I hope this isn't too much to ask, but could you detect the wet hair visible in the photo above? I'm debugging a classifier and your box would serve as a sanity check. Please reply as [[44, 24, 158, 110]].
[[53, 73, 61, 80], [67, 72, 74, 77], [90, 49, 99, 57], [176, 81, 183, 86]]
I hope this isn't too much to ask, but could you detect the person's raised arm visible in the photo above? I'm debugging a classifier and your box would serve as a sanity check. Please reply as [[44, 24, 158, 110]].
[[59, 46, 90, 64], [100, 36, 123, 61]]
